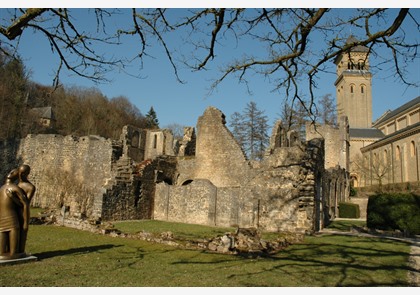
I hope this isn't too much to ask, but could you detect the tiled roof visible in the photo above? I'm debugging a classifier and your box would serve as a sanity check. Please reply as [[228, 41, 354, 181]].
[[30, 107, 55, 120], [349, 128, 385, 139], [345, 35, 369, 52], [361, 122, 420, 152], [373, 96, 420, 127]]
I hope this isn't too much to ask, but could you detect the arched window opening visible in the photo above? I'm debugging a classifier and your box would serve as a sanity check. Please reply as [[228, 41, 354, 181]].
[[411, 141, 416, 157], [361, 85, 364, 94], [350, 85, 354, 93], [396, 145, 401, 161], [350, 175, 358, 188]]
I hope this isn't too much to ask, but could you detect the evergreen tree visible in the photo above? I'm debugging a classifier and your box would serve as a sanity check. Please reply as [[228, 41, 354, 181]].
[[145, 106, 159, 129], [229, 101, 270, 161], [229, 111, 246, 148]]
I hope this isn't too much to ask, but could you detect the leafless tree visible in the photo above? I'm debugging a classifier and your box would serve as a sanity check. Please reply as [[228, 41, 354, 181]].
[[1, 8, 418, 117], [353, 153, 392, 190]]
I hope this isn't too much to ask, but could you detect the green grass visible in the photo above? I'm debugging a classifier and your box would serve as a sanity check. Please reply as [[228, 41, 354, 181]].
[[0, 219, 414, 287], [325, 220, 367, 232]]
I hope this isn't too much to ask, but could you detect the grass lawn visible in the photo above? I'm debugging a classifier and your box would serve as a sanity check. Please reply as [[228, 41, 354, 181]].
[[0, 219, 414, 287]]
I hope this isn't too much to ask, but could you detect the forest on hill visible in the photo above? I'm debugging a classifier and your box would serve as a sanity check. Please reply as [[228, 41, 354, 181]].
[[0, 52, 154, 141]]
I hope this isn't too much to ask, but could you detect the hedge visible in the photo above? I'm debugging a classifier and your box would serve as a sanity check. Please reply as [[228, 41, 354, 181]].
[[367, 193, 420, 235], [339, 202, 360, 218]]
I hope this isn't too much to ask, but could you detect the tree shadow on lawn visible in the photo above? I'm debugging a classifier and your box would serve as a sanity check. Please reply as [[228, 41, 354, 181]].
[[171, 235, 415, 287], [33, 244, 123, 260]]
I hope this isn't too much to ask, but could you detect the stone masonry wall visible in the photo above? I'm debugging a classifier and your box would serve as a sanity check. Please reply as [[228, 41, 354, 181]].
[[194, 107, 252, 187], [154, 107, 327, 233], [154, 139, 325, 233], [0, 134, 121, 219]]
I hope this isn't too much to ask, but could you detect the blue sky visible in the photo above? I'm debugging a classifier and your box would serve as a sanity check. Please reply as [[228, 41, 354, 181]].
[[2, 5, 419, 132]]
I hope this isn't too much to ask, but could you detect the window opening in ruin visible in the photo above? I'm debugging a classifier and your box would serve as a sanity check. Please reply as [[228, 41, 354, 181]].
[[132, 131, 140, 148], [350, 175, 358, 188], [163, 178, 172, 185], [350, 85, 354, 93], [153, 134, 157, 149], [361, 85, 364, 94], [182, 179, 193, 185], [396, 145, 401, 161], [134, 181, 142, 207]]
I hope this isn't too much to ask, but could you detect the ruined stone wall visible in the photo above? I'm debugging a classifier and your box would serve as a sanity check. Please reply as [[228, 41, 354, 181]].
[[0, 134, 121, 219], [322, 167, 350, 221], [154, 138, 326, 233], [194, 107, 252, 187], [306, 116, 349, 170], [120, 125, 147, 162], [0, 124, 181, 222], [144, 129, 175, 160]]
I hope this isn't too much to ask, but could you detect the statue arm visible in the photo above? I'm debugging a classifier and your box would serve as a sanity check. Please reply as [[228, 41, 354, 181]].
[[7, 188, 30, 230]]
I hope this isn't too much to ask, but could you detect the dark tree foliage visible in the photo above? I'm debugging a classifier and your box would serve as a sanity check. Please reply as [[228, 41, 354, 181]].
[[0, 53, 28, 139], [145, 106, 159, 129], [0, 52, 148, 140]]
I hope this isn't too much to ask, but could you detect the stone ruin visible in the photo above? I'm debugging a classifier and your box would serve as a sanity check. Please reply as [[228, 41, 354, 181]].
[[0, 106, 350, 235]]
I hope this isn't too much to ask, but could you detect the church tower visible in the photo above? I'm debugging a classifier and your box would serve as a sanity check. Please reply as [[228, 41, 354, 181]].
[[334, 36, 373, 128]]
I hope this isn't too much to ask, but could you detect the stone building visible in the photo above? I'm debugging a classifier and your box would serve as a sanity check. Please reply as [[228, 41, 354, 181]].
[[332, 35, 420, 188], [359, 97, 420, 186], [29, 106, 56, 129], [154, 107, 330, 233], [0, 104, 349, 233]]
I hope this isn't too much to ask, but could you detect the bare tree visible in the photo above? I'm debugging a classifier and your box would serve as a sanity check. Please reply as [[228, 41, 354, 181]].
[[353, 153, 392, 190], [164, 123, 184, 140], [316, 94, 337, 126], [1, 8, 418, 116]]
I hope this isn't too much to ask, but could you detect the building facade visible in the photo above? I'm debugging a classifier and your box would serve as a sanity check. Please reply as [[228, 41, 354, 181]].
[[334, 36, 420, 187]]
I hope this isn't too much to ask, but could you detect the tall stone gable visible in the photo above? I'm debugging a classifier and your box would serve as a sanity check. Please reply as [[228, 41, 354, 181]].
[[195, 106, 251, 187]]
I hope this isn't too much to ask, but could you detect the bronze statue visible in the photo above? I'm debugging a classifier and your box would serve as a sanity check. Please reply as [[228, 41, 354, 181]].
[[17, 164, 35, 253], [0, 167, 31, 260]]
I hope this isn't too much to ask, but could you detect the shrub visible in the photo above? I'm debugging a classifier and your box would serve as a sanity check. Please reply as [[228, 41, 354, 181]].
[[349, 186, 357, 197], [338, 202, 360, 219], [367, 193, 420, 235]]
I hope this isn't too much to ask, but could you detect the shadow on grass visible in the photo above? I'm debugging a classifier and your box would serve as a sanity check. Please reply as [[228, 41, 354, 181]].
[[171, 235, 414, 286], [34, 244, 122, 260]]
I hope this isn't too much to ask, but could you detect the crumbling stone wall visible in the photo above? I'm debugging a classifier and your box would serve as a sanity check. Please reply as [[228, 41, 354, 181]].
[[194, 107, 252, 187], [0, 106, 349, 233], [305, 116, 351, 223], [155, 139, 325, 233], [0, 124, 179, 221], [306, 116, 349, 170], [0, 134, 121, 219], [154, 107, 327, 233]]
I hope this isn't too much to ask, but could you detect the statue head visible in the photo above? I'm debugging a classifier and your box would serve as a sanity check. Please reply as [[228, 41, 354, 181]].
[[18, 164, 31, 178], [6, 168, 19, 182]]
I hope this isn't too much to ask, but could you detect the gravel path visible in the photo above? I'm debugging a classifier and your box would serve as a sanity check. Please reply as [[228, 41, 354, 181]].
[[408, 241, 420, 286]]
